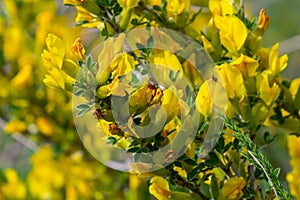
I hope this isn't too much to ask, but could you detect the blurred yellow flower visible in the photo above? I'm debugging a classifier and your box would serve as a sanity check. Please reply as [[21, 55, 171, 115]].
[[3, 26, 25, 62], [117, 0, 140, 9], [290, 78, 300, 99], [287, 135, 300, 199], [219, 177, 246, 200], [28, 146, 64, 199], [149, 176, 172, 200], [4, 119, 27, 134], [166, 0, 190, 16], [36, 117, 54, 136], [145, 0, 161, 6], [1, 168, 27, 199], [269, 43, 288, 74], [214, 15, 247, 56]]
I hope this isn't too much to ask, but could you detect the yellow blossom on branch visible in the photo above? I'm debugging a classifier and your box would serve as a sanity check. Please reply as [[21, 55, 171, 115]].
[[257, 70, 280, 106], [269, 43, 288, 74], [149, 176, 172, 200], [214, 15, 248, 56], [219, 177, 246, 200]]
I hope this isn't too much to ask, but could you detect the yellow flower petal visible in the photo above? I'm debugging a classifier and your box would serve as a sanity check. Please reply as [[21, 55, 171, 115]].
[[269, 43, 288, 74], [214, 15, 247, 55], [220, 177, 246, 200], [209, 0, 233, 16], [258, 70, 280, 106], [149, 176, 172, 200], [196, 81, 212, 117], [231, 54, 259, 77], [218, 63, 246, 99]]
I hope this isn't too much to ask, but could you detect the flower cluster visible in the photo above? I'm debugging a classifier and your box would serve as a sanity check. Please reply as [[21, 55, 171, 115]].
[[1, 0, 300, 199]]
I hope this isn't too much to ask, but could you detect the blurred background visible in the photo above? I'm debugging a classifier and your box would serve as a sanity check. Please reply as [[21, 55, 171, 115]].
[[0, 0, 299, 199]]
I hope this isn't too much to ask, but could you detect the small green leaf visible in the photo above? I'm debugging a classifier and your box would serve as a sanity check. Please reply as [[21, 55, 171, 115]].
[[147, 36, 154, 49], [153, 5, 161, 11], [127, 147, 140, 153], [187, 167, 198, 181], [274, 168, 281, 177], [136, 43, 145, 50], [210, 173, 219, 200], [184, 158, 197, 166], [173, 161, 183, 168], [107, 136, 117, 145], [263, 131, 270, 143], [76, 103, 91, 110]]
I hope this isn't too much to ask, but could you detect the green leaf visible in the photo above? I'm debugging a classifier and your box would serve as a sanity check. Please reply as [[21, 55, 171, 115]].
[[184, 158, 197, 166], [136, 42, 145, 50], [263, 131, 270, 143], [107, 136, 117, 145], [76, 103, 91, 110], [153, 5, 161, 11], [210, 173, 219, 200], [76, 108, 90, 117], [147, 36, 154, 49], [187, 167, 198, 181], [127, 147, 140, 153], [173, 161, 183, 168], [274, 168, 281, 177]]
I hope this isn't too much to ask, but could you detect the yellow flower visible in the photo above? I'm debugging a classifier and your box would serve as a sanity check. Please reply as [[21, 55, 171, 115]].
[[97, 33, 136, 85], [196, 82, 212, 117], [269, 43, 288, 74], [161, 87, 181, 122], [287, 135, 300, 199], [64, 0, 100, 15], [144, 0, 161, 6], [209, 0, 233, 16], [42, 34, 76, 89], [231, 54, 259, 77], [214, 15, 248, 56], [149, 176, 172, 200], [173, 166, 187, 178], [3, 26, 25, 62], [257, 71, 280, 106], [150, 50, 183, 87], [166, 0, 190, 16], [28, 146, 65, 199], [290, 78, 300, 97], [1, 169, 27, 199], [71, 37, 85, 60], [201, 36, 215, 53], [257, 9, 270, 35], [218, 63, 246, 99], [36, 117, 54, 136], [4, 119, 27, 134], [219, 177, 246, 200], [74, 6, 103, 29], [117, 0, 140, 9]]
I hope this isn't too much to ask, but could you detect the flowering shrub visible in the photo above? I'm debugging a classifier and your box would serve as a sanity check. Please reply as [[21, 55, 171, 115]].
[[1, 0, 300, 199]]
